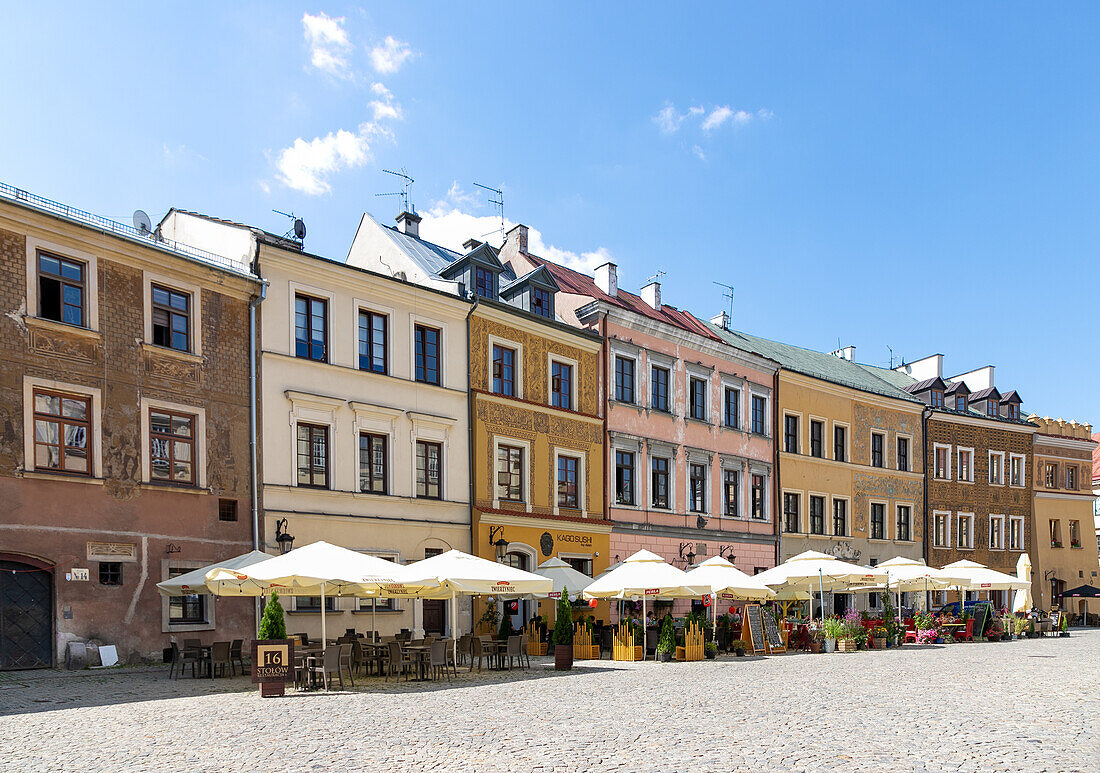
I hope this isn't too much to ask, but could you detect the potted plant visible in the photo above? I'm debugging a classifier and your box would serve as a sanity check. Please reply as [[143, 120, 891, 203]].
[[656, 614, 675, 662], [551, 588, 574, 670], [808, 628, 823, 653], [1014, 617, 1027, 640], [1027, 619, 1037, 638], [1059, 614, 1070, 637], [704, 642, 718, 660], [835, 609, 861, 652], [871, 626, 888, 649], [733, 642, 746, 657], [822, 617, 843, 653], [258, 590, 287, 640]]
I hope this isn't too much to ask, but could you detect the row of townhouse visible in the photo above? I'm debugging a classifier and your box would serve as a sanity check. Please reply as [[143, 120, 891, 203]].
[[1, 184, 1096, 669]]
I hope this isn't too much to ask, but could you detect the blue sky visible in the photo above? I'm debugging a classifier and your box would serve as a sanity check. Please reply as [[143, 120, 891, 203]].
[[2, 3, 1096, 423]]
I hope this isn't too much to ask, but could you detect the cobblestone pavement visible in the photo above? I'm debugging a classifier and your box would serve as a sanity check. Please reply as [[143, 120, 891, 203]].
[[1, 630, 1097, 773]]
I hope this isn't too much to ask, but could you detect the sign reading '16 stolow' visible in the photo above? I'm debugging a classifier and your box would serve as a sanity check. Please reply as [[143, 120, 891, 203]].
[[251, 639, 295, 684]]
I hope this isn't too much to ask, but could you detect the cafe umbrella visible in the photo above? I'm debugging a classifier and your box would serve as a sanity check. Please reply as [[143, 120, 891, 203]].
[[156, 550, 272, 597], [684, 557, 776, 641], [753, 551, 888, 623], [942, 559, 1031, 627], [1013, 553, 1034, 613]]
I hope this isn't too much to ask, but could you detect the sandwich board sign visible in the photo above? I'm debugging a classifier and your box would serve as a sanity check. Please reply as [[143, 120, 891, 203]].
[[252, 639, 295, 697]]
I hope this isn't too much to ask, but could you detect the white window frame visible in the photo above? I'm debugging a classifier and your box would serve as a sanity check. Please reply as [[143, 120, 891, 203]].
[[547, 352, 579, 412], [1008, 515, 1025, 551], [989, 514, 1005, 550], [685, 451, 710, 516], [22, 375, 105, 479], [748, 389, 770, 437], [610, 347, 639, 406], [831, 420, 850, 463], [869, 430, 888, 469], [956, 512, 975, 550], [493, 435, 531, 511], [807, 415, 827, 459], [933, 443, 953, 480], [932, 510, 952, 548], [647, 442, 676, 511], [807, 491, 829, 536], [831, 495, 851, 537], [719, 374, 744, 430], [488, 334, 523, 400], [749, 466, 770, 522], [161, 558, 215, 633], [719, 460, 743, 518], [1008, 453, 1026, 487], [782, 411, 803, 455], [895, 432, 913, 472], [782, 489, 803, 534], [410, 312, 449, 389], [25, 235, 101, 332], [685, 364, 712, 423], [988, 450, 1006, 486], [143, 270, 203, 356], [895, 502, 914, 542], [552, 446, 586, 516], [139, 397, 208, 488], [956, 446, 975, 483], [869, 499, 890, 540]]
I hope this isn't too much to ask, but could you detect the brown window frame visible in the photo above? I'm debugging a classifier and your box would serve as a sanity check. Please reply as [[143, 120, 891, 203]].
[[492, 344, 516, 396], [358, 432, 388, 494], [414, 324, 441, 386], [358, 309, 388, 374], [416, 440, 442, 500], [296, 423, 329, 489], [32, 388, 92, 476], [497, 444, 524, 502], [294, 293, 328, 362], [551, 360, 572, 410], [151, 283, 192, 352], [556, 454, 580, 509], [37, 250, 86, 327], [149, 408, 197, 486]]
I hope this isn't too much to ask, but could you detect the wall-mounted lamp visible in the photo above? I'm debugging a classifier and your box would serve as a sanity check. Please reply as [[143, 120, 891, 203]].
[[679, 542, 696, 567], [275, 518, 295, 554], [718, 544, 735, 561], [488, 525, 510, 563]]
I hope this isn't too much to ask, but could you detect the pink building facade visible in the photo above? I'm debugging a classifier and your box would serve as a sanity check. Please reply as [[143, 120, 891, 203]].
[[499, 227, 779, 619]]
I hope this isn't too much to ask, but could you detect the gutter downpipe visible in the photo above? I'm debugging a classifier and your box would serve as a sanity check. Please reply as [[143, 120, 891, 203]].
[[249, 248, 267, 635], [921, 406, 932, 611], [465, 294, 478, 636]]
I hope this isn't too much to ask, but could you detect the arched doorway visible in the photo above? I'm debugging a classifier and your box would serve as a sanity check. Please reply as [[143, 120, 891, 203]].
[[503, 547, 535, 632], [0, 559, 54, 670]]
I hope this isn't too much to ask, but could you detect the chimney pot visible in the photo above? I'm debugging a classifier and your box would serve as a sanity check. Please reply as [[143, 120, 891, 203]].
[[710, 311, 729, 330], [829, 346, 857, 361], [641, 281, 661, 310], [505, 224, 528, 253], [395, 210, 421, 238], [594, 262, 618, 297]]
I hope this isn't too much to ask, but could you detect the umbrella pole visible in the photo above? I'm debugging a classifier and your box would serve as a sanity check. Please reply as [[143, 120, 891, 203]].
[[320, 582, 327, 653], [818, 569, 826, 624], [372, 596, 376, 639], [451, 590, 457, 668], [643, 597, 647, 660]]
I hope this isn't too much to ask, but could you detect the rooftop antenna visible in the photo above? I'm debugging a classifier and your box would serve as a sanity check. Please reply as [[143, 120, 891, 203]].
[[646, 270, 667, 285], [887, 345, 895, 369], [375, 168, 415, 213], [473, 182, 504, 240], [713, 281, 735, 319], [272, 209, 306, 242]]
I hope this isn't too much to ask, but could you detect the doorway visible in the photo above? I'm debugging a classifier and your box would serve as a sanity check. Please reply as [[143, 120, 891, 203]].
[[503, 550, 530, 631], [0, 560, 53, 670], [422, 547, 446, 635]]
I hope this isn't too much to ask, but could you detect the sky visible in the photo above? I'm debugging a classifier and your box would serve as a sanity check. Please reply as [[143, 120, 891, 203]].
[[2, 3, 1097, 422]]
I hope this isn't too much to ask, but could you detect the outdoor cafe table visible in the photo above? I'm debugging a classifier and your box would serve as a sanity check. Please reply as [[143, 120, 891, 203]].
[[940, 622, 965, 639]]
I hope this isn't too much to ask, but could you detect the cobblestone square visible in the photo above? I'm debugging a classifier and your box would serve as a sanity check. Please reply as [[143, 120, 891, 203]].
[[1, 631, 1097, 773]]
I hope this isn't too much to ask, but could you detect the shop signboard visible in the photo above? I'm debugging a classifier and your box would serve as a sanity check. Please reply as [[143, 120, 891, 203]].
[[252, 639, 295, 698]]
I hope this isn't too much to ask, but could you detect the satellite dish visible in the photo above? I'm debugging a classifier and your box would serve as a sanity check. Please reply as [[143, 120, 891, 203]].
[[133, 210, 152, 235], [293, 218, 306, 240]]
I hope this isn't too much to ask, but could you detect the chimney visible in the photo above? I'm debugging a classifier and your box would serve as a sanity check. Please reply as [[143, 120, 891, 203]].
[[462, 238, 483, 253], [505, 224, 528, 253], [395, 210, 421, 238], [710, 311, 729, 330], [641, 280, 661, 309], [594, 262, 617, 297], [829, 346, 857, 361]]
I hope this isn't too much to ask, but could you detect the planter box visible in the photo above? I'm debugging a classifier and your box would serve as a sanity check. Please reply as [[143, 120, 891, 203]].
[[613, 646, 644, 662], [527, 641, 547, 657], [871, 639, 886, 650], [836, 639, 857, 653], [554, 645, 573, 671], [573, 645, 600, 660]]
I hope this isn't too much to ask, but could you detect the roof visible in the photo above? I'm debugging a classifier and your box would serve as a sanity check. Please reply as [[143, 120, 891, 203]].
[[1093, 433, 1100, 483], [438, 242, 504, 280], [969, 387, 1002, 402], [907, 377, 946, 394], [370, 213, 462, 275], [705, 327, 922, 402], [999, 390, 1022, 404], [164, 208, 303, 252], [945, 381, 970, 395], [500, 265, 559, 297], [517, 251, 723, 341]]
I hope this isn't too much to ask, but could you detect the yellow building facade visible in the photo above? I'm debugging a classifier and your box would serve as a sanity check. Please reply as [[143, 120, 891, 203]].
[[470, 300, 610, 629]]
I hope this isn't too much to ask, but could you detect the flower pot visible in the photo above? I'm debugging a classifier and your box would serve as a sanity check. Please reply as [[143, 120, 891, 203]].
[[871, 639, 886, 650], [836, 639, 857, 653], [554, 644, 573, 671], [704, 650, 716, 660], [734, 648, 745, 657], [809, 641, 822, 653], [658, 652, 672, 662], [824, 638, 836, 653]]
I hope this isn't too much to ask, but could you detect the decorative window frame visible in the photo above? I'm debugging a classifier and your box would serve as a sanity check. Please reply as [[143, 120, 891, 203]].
[[143, 270, 203, 356], [487, 333, 523, 399], [748, 387, 771, 437], [807, 415, 827, 458], [831, 420, 851, 463], [139, 397, 207, 488], [546, 352, 579, 411], [781, 488, 803, 533], [646, 439, 676, 511], [1008, 515, 1025, 551], [609, 344, 640, 406], [932, 510, 952, 548], [869, 429, 888, 469], [956, 446, 975, 483], [956, 512, 976, 550], [748, 462, 771, 522], [161, 558, 215, 633], [684, 447, 712, 516], [806, 490, 829, 536], [552, 446, 586, 516], [933, 443, 953, 481], [782, 410, 803, 455], [718, 373, 744, 430], [285, 390, 343, 489], [895, 432, 914, 472], [831, 495, 851, 537], [492, 435, 531, 511], [22, 375, 104, 479], [684, 363, 712, 424], [1008, 453, 1026, 488], [868, 498, 890, 540], [894, 501, 914, 542], [25, 235, 101, 332], [352, 296, 396, 375], [988, 514, 1005, 551], [988, 450, 1006, 486], [408, 411, 456, 501]]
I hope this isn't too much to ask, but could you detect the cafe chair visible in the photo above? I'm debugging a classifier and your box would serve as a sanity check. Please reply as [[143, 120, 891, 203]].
[[309, 647, 345, 691], [209, 641, 232, 678], [385, 641, 414, 682], [230, 639, 247, 676], [429, 641, 451, 681], [338, 643, 355, 687], [469, 637, 490, 672], [956, 618, 975, 642], [505, 635, 524, 670], [168, 642, 200, 680]]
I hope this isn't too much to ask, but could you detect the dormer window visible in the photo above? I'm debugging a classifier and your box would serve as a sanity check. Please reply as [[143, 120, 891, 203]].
[[930, 389, 944, 407], [987, 402, 998, 417], [531, 287, 552, 319], [955, 395, 967, 412], [1005, 404, 1019, 420], [475, 266, 495, 299]]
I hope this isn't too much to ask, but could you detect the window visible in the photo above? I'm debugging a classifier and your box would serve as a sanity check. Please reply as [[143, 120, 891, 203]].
[[356, 433, 387, 494], [934, 446, 950, 479], [1049, 519, 1061, 547], [219, 499, 238, 522], [783, 493, 800, 533], [1044, 462, 1058, 488], [723, 470, 740, 516], [988, 452, 1004, 485], [1065, 466, 1077, 490], [491, 345, 515, 396], [783, 415, 799, 453], [415, 441, 442, 499], [1009, 516, 1023, 550], [294, 294, 327, 362], [897, 437, 909, 472], [32, 390, 91, 475], [834, 425, 847, 462], [168, 567, 206, 624], [1010, 454, 1023, 486], [37, 251, 85, 326], [297, 596, 336, 612], [151, 284, 191, 351], [957, 449, 972, 482], [1005, 404, 1019, 420], [531, 287, 552, 319], [870, 433, 884, 468], [149, 409, 195, 485], [930, 389, 944, 407], [955, 395, 967, 412], [615, 451, 635, 506], [1069, 520, 1080, 547], [414, 325, 441, 385], [651, 366, 669, 412], [751, 396, 766, 435], [957, 513, 974, 549], [833, 499, 847, 536], [989, 515, 1004, 550], [689, 377, 707, 421], [551, 361, 572, 409], [99, 562, 122, 586], [614, 356, 635, 404], [475, 266, 495, 299], [896, 505, 911, 541], [496, 445, 524, 502], [809, 495, 825, 535], [870, 503, 885, 540], [809, 420, 823, 458], [987, 401, 998, 417], [751, 474, 765, 520], [358, 310, 387, 373], [933, 512, 950, 548], [723, 387, 739, 428], [557, 455, 579, 508], [651, 457, 669, 509], [689, 463, 707, 513], [296, 424, 328, 488]]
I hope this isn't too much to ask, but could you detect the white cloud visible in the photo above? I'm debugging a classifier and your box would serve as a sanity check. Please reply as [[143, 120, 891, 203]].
[[692, 145, 707, 161], [701, 106, 752, 132], [444, 181, 478, 209], [370, 36, 415, 74], [274, 123, 384, 195], [420, 204, 613, 273], [655, 101, 770, 137], [757, 108, 774, 120], [653, 103, 704, 135], [302, 12, 353, 79], [370, 100, 401, 121], [370, 82, 392, 98]]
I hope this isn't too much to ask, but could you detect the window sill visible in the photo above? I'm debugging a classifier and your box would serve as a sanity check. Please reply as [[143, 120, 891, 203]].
[[21, 470, 104, 485], [287, 610, 342, 616], [351, 609, 400, 615], [140, 482, 209, 495], [141, 342, 202, 363], [24, 315, 101, 340], [165, 621, 215, 633], [685, 417, 712, 427]]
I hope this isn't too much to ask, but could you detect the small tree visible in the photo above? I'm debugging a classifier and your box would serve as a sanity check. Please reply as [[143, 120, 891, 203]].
[[258, 591, 287, 640], [656, 613, 675, 655], [498, 609, 517, 641], [551, 587, 573, 646]]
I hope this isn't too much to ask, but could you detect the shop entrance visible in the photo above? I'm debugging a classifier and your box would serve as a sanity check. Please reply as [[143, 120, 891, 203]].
[[503, 551, 530, 631], [0, 560, 53, 670]]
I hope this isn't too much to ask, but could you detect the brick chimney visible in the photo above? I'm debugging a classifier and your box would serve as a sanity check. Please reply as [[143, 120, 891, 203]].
[[641, 280, 661, 309], [505, 224, 528, 253], [395, 210, 421, 238], [594, 262, 617, 297]]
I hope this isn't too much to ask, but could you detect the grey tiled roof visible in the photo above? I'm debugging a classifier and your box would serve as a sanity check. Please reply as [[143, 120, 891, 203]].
[[374, 214, 461, 275], [707, 325, 922, 403]]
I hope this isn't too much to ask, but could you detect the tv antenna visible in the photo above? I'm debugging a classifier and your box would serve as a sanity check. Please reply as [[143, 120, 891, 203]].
[[375, 168, 415, 213], [887, 345, 895, 369], [646, 270, 666, 285], [272, 210, 307, 242], [473, 182, 504, 239], [713, 281, 735, 319]]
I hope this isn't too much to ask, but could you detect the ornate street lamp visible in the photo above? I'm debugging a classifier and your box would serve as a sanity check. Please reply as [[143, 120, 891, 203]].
[[489, 525, 509, 563], [679, 542, 696, 567], [275, 518, 295, 554]]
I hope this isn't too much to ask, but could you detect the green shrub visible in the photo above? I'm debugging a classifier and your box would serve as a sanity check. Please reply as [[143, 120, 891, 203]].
[[656, 614, 675, 655], [551, 588, 573, 646], [258, 591, 287, 640], [498, 610, 517, 641]]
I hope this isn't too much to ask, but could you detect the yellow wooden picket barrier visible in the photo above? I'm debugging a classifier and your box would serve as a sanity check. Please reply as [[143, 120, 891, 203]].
[[523, 624, 547, 656], [613, 622, 643, 661], [573, 624, 600, 659], [675, 620, 704, 661]]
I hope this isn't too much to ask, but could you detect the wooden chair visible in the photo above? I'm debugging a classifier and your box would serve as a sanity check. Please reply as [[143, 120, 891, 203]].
[[209, 641, 232, 678], [309, 647, 344, 690]]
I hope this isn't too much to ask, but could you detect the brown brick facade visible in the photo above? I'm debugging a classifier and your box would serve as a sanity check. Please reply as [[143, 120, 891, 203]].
[[0, 203, 259, 667]]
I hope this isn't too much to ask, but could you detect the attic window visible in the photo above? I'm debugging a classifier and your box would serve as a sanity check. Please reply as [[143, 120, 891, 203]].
[[930, 389, 944, 407], [955, 395, 967, 412], [1005, 404, 1019, 420], [987, 402, 998, 417], [475, 267, 495, 299], [531, 287, 552, 319]]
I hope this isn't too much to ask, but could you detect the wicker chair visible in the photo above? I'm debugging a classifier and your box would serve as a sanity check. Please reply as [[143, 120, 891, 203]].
[[209, 641, 232, 678], [429, 641, 451, 681], [229, 639, 246, 676], [385, 641, 414, 682], [309, 647, 344, 691], [168, 642, 201, 679]]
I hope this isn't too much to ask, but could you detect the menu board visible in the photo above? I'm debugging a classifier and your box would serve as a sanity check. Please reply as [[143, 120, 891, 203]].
[[763, 609, 786, 652], [743, 604, 767, 653], [970, 603, 989, 638]]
